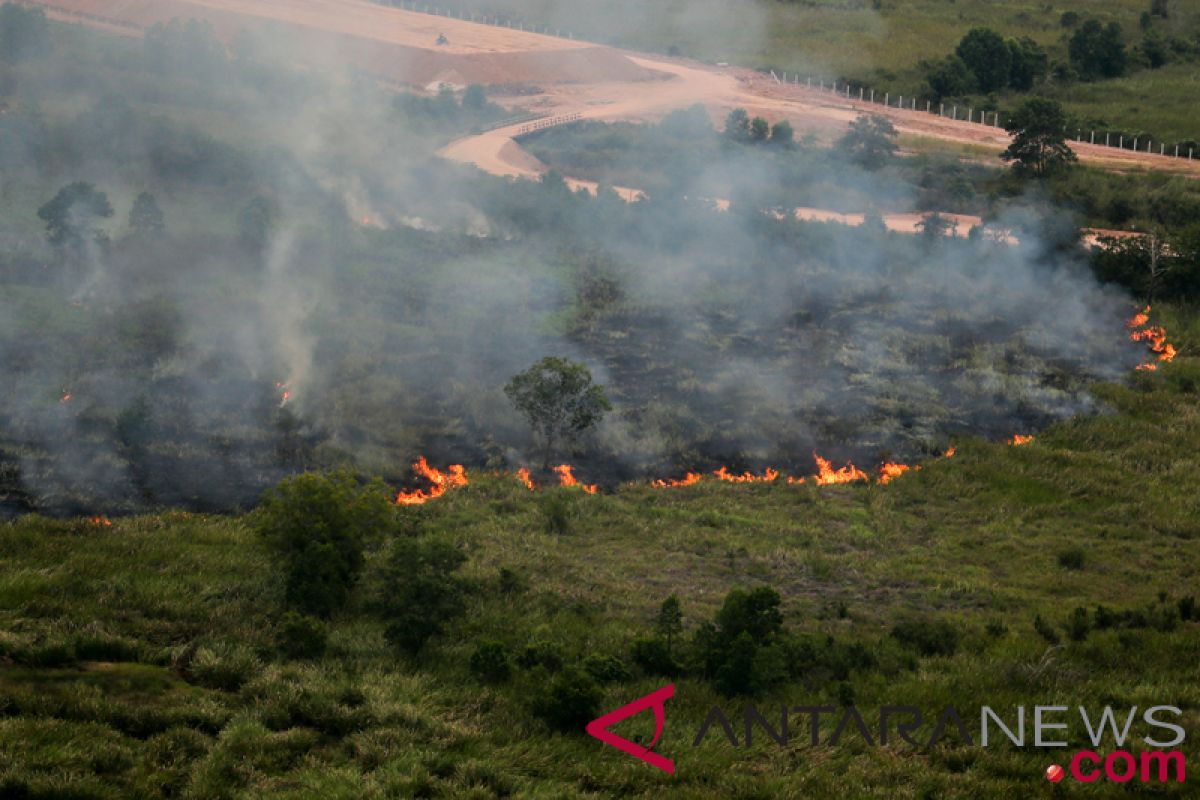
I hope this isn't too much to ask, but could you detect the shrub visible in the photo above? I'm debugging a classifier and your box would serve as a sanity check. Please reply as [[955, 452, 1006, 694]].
[[890, 618, 960, 657], [1178, 596, 1195, 621], [498, 566, 524, 595], [277, 612, 327, 660], [516, 640, 564, 672], [1057, 548, 1086, 570], [379, 537, 468, 655], [1066, 607, 1091, 642], [531, 667, 603, 732], [255, 471, 394, 618], [630, 637, 680, 676], [582, 653, 631, 684], [1033, 614, 1061, 645], [540, 491, 574, 535], [470, 641, 512, 684], [188, 643, 261, 691]]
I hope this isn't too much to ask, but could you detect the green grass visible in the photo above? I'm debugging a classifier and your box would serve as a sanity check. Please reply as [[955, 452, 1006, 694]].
[[2, 317, 1199, 796]]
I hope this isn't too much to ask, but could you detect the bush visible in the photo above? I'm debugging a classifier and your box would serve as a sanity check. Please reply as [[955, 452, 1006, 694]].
[[1179, 596, 1196, 621], [470, 641, 512, 684], [531, 667, 603, 732], [255, 471, 394, 618], [1066, 607, 1091, 642], [1033, 614, 1061, 645], [516, 640, 564, 672], [540, 491, 574, 535], [1057, 548, 1086, 570], [188, 643, 261, 691], [582, 653, 631, 684], [379, 537, 468, 655], [631, 637, 680, 677], [890, 618, 960, 657], [277, 612, 327, 660]]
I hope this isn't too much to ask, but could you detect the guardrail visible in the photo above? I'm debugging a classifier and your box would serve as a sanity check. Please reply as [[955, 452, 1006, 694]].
[[513, 112, 582, 137]]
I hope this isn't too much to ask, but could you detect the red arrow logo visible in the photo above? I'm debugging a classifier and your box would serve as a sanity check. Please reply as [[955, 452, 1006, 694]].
[[585, 684, 675, 774]]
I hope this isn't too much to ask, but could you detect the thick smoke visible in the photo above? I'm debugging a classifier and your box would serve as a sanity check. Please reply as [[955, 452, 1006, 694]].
[[0, 4, 1147, 516]]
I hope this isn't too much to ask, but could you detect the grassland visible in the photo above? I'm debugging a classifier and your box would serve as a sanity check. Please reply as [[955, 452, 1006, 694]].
[[1, 307, 1197, 797]]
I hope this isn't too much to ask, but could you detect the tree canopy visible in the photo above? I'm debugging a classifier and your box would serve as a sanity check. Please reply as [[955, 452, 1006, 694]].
[[504, 357, 611, 469], [1001, 98, 1077, 178]]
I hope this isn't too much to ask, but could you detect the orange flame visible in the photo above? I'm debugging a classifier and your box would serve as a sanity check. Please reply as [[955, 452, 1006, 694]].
[[396, 457, 468, 505], [275, 382, 292, 407], [812, 452, 869, 485], [60, 391, 72, 403], [1007, 434, 1035, 446], [89, 516, 112, 527], [878, 462, 917, 485], [652, 472, 702, 488], [516, 467, 535, 490], [944, 447, 956, 458], [554, 464, 598, 494], [1127, 306, 1177, 370], [713, 467, 779, 484]]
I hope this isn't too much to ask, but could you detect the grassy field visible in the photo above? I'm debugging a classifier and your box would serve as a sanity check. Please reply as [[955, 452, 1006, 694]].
[[1, 307, 1197, 797]]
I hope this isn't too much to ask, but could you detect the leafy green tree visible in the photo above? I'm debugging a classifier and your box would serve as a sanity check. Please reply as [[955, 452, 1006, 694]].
[[917, 212, 958, 241], [656, 595, 683, 657], [770, 119, 794, 145], [128, 192, 165, 237], [838, 114, 898, 170], [1151, 0, 1169, 18], [0, 3, 49, 65], [37, 182, 114, 250], [955, 28, 1011, 92], [748, 116, 770, 142], [1001, 97, 1077, 177], [1007, 37, 1048, 90], [255, 471, 393, 618], [922, 55, 975, 100], [379, 536, 468, 654], [724, 107, 750, 141], [504, 357, 611, 469], [1069, 20, 1127, 80]]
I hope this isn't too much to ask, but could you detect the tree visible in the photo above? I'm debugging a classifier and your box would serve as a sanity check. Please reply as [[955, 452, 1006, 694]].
[[1001, 98, 1077, 177], [504, 357, 611, 469], [838, 114, 898, 170], [1007, 37, 1048, 91], [1150, 0, 1168, 19], [724, 107, 750, 141], [0, 3, 49, 65], [37, 182, 114, 250], [128, 192, 165, 237], [917, 212, 958, 241], [770, 119, 794, 145], [1069, 20, 1127, 80], [748, 116, 769, 141], [656, 595, 683, 657], [379, 536, 468, 654], [255, 471, 394, 618], [660, 104, 712, 140], [461, 83, 487, 112], [922, 55, 975, 101], [956, 28, 1012, 93]]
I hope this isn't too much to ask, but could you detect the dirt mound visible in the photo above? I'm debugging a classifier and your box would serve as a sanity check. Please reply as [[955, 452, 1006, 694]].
[[29, 0, 661, 86]]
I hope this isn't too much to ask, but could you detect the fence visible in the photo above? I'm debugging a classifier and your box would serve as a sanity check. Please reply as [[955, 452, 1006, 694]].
[[768, 70, 1196, 163], [373, 1, 1197, 163], [513, 112, 582, 137]]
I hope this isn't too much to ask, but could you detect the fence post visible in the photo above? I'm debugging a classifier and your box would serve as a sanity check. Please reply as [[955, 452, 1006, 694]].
[[952, 105, 956, 120], [898, 95, 903, 108], [884, 92, 889, 106], [870, 89, 874, 102], [1106, 133, 1110, 147], [1119, 135, 1124, 148], [1175, 144, 1179, 157], [860, 87, 864, 100], [939, 102, 944, 116]]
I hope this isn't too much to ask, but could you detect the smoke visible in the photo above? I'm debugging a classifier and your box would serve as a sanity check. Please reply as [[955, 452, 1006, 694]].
[[0, 3, 1149, 517]]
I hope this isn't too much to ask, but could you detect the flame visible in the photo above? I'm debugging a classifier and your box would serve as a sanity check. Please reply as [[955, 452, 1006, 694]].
[[1007, 434, 1035, 446], [786, 475, 806, 485], [89, 516, 112, 527], [944, 447, 956, 458], [878, 462, 917, 485], [652, 472, 703, 488], [713, 467, 779, 483], [60, 391, 72, 403], [812, 452, 869, 485], [395, 457, 468, 505], [1127, 306, 1177, 370], [275, 382, 292, 407], [554, 464, 598, 494], [516, 467, 535, 490]]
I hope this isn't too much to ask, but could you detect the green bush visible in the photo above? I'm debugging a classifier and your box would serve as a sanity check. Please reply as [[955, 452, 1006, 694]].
[[255, 471, 394, 618], [379, 536, 468, 655], [1033, 614, 1061, 645], [470, 641, 512, 684], [890, 618, 960, 657], [582, 653, 631, 684], [188, 643, 261, 692], [540, 491, 574, 535], [1057, 548, 1086, 570], [276, 612, 327, 660], [630, 637, 681, 677], [516, 640, 564, 672], [531, 667, 603, 732], [1066, 607, 1091, 642]]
